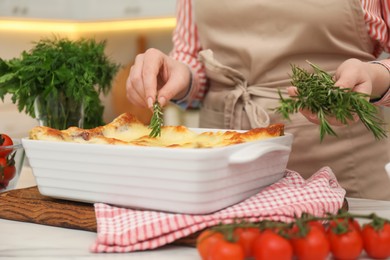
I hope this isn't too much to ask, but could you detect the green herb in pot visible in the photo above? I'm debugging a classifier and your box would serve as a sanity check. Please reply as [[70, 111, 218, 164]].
[[275, 61, 387, 141], [0, 37, 120, 129]]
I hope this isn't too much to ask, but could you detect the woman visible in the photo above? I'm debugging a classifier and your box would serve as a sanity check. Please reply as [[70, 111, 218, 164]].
[[126, 0, 390, 200]]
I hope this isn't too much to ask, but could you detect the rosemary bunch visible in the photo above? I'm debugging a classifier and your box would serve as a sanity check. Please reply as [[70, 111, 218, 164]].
[[275, 61, 387, 141], [148, 101, 164, 138]]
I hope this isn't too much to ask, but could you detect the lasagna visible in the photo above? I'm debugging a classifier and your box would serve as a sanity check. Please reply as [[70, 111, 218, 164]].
[[29, 113, 284, 148]]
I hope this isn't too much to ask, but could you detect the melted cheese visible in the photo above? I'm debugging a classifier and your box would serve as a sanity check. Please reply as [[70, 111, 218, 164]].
[[29, 113, 284, 148]]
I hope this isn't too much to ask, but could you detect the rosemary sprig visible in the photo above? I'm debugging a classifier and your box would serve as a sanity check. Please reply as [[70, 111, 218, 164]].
[[275, 61, 387, 141], [148, 101, 164, 138]]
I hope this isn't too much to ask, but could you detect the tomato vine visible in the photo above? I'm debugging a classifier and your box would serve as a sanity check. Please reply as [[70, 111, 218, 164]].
[[196, 210, 390, 260]]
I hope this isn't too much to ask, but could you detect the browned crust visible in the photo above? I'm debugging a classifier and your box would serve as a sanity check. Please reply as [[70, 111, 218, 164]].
[[29, 113, 285, 148]]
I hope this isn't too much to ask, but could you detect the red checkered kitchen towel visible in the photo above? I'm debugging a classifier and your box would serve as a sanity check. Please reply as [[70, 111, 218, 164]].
[[91, 166, 346, 253]]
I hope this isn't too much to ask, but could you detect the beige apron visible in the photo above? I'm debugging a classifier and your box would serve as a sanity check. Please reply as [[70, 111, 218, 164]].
[[193, 0, 390, 200]]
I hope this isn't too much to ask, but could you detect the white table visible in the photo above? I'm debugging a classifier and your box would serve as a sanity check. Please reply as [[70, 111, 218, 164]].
[[1, 167, 390, 259]]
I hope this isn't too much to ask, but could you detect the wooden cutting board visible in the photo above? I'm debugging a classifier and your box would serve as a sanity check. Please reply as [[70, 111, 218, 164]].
[[0, 186, 198, 246], [0, 186, 97, 231], [0, 186, 348, 247]]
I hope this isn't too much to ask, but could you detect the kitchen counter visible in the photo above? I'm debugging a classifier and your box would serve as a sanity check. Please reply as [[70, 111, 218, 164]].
[[1, 167, 390, 259]]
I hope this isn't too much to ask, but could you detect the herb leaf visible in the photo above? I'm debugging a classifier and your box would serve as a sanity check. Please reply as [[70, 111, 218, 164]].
[[275, 61, 387, 141], [148, 101, 163, 138]]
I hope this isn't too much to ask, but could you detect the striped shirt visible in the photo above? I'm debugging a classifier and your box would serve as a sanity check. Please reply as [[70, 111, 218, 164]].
[[170, 0, 390, 107]]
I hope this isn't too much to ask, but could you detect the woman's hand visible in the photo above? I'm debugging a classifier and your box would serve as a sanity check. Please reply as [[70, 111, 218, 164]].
[[126, 48, 191, 109], [287, 58, 389, 126]]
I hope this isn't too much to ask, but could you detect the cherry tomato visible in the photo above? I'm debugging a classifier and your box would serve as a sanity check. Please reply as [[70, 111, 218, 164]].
[[196, 229, 224, 260], [0, 156, 16, 188], [327, 219, 363, 260], [0, 134, 13, 158], [208, 239, 245, 260], [327, 218, 361, 234], [362, 222, 390, 259], [289, 220, 326, 238], [291, 225, 330, 260], [233, 227, 261, 258], [307, 220, 326, 233], [252, 229, 293, 260]]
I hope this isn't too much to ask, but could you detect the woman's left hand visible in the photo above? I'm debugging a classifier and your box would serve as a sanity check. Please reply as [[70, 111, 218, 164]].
[[287, 58, 375, 126]]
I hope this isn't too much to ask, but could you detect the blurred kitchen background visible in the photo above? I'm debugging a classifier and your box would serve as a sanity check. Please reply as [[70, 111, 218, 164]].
[[0, 0, 199, 138], [1, 0, 390, 139]]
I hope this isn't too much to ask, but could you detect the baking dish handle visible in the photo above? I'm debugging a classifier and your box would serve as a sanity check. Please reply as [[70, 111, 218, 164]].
[[229, 143, 291, 164]]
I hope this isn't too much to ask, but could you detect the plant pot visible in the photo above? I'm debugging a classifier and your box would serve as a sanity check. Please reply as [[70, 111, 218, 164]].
[[34, 91, 84, 130]]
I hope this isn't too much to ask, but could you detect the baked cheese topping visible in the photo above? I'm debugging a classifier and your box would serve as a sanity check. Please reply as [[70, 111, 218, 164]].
[[29, 113, 284, 148]]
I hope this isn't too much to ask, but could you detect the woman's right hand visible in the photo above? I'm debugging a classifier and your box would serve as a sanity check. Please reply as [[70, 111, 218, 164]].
[[126, 48, 191, 109]]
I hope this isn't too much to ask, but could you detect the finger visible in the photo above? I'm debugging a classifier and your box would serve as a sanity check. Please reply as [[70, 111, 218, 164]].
[[325, 115, 358, 126], [286, 86, 298, 97], [126, 75, 146, 108], [157, 64, 191, 107], [334, 64, 369, 92], [300, 108, 320, 124], [127, 71, 146, 108], [142, 48, 165, 108], [335, 70, 372, 96], [339, 78, 372, 97], [126, 54, 148, 107], [300, 108, 359, 126], [334, 76, 357, 90]]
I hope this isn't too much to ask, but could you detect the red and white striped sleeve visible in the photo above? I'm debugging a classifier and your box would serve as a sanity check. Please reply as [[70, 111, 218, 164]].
[[170, 0, 207, 108], [361, 0, 390, 106], [362, 0, 390, 54]]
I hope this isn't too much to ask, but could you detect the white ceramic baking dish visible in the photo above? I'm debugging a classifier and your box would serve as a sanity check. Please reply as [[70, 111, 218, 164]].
[[22, 130, 293, 214]]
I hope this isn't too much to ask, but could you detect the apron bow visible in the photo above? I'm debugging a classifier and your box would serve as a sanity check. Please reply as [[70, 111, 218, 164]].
[[200, 49, 275, 129], [226, 74, 271, 129]]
